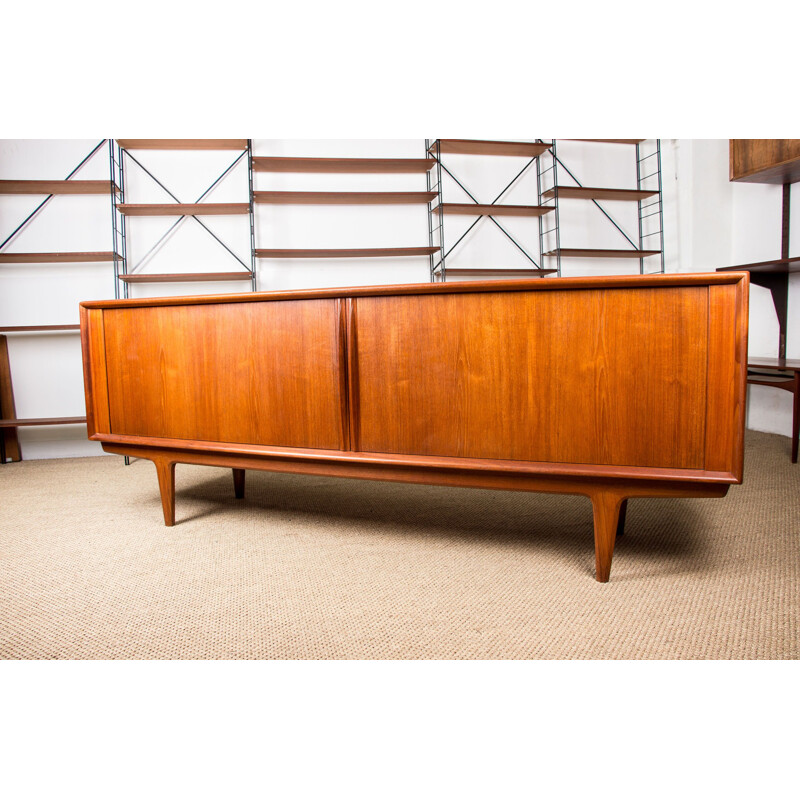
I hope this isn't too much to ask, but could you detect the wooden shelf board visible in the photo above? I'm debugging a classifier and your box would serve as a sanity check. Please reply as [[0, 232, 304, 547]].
[[748, 357, 800, 371], [119, 272, 253, 283], [716, 256, 800, 274], [117, 203, 249, 216], [0, 180, 118, 195], [434, 203, 552, 217], [438, 268, 557, 278], [254, 191, 437, 205], [544, 248, 661, 259], [252, 157, 436, 173], [0, 251, 120, 264], [431, 140, 551, 158], [0, 325, 80, 333], [748, 374, 795, 387], [564, 139, 645, 145], [0, 416, 86, 428], [255, 247, 438, 259], [116, 139, 247, 150], [542, 186, 658, 201]]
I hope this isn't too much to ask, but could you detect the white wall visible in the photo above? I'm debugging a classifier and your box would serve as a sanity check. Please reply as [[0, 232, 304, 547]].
[[1, 139, 797, 459]]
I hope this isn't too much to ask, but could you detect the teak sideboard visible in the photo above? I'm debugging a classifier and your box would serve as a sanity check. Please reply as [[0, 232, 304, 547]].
[[80, 273, 749, 582]]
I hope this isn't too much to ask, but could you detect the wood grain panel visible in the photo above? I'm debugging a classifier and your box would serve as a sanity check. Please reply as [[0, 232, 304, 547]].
[[84, 308, 111, 436], [79, 307, 111, 437], [705, 282, 748, 478], [0, 417, 86, 427], [255, 247, 438, 259], [116, 140, 247, 150], [0, 180, 117, 195], [730, 140, 800, 184], [433, 140, 551, 157], [102, 300, 344, 450], [0, 252, 119, 264], [252, 157, 436, 173], [0, 325, 80, 333], [355, 287, 709, 469], [543, 248, 661, 259], [79, 274, 744, 310], [118, 272, 252, 284], [253, 191, 437, 205], [117, 203, 249, 216], [541, 187, 657, 201], [433, 203, 553, 217]]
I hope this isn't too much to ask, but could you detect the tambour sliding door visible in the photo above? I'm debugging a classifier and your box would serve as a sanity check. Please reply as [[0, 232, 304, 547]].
[[352, 287, 711, 469], [102, 299, 346, 450]]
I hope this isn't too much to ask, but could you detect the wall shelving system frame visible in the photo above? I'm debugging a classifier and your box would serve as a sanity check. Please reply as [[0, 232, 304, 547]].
[[2, 138, 668, 462], [251, 153, 438, 267], [537, 139, 665, 276], [0, 139, 117, 461], [426, 139, 556, 282], [111, 139, 256, 298]]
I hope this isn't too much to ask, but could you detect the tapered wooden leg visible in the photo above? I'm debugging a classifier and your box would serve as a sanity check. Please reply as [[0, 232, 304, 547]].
[[232, 468, 245, 499], [154, 458, 176, 526], [591, 491, 626, 582]]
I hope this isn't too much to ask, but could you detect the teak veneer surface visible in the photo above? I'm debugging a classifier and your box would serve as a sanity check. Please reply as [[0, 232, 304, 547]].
[[440, 269, 556, 278], [354, 288, 708, 468], [544, 248, 661, 259], [730, 139, 800, 184], [252, 157, 436, 173], [541, 187, 658, 201], [102, 300, 344, 450], [116, 139, 247, 150], [0, 416, 86, 427], [717, 255, 800, 274], [0, 252, 120, 264], [80, 274, 748, 581], [0, 180, 117, 195], [117, 203, 249, 216], [433, 203, 552, 217], [432, 140, 551, 157], [253, 191, 437, 205], [748, 357, 800, 371], [118, 272, 252, 284], [0, 325, 80, 332], [255, 247, 438, 259]]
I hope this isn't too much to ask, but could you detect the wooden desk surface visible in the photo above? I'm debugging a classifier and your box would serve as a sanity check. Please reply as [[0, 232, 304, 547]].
[[748, 357, 800, 372]]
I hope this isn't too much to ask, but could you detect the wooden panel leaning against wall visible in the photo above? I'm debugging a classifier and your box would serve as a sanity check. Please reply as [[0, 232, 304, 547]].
[[80, 273, 749, 583]]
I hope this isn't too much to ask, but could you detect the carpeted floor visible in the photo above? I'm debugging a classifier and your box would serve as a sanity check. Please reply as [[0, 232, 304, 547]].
[[1, 430, 798, 659]]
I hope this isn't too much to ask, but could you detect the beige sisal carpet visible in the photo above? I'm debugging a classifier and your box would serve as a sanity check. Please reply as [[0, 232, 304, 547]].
[[1, 430, 797, 659]]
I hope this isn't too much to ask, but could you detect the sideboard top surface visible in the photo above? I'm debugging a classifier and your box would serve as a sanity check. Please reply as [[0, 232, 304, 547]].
[[80, 272, 748, 311]]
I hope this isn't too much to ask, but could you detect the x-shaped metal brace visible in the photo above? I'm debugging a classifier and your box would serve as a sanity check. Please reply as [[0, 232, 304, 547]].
[[432, 154, 544, 271], [121, 149, 251, 273]]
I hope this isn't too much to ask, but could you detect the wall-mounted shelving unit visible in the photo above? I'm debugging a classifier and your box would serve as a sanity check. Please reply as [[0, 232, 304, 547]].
[[252, 153, 438, 271], [537, 139, 665, 276], [0, 140, 113, 461], [718, 141, 800, 461], [426, 139, 555, 282], [1, 138, 672, 462], [112, 139, 255, 296]]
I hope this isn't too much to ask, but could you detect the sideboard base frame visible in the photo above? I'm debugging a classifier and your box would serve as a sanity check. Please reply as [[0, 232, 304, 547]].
[[100, 440, 730, 583]]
